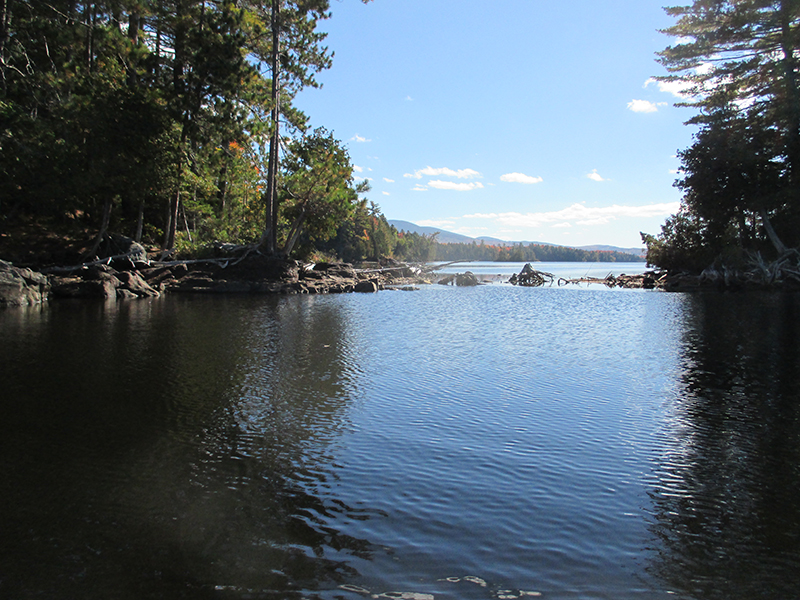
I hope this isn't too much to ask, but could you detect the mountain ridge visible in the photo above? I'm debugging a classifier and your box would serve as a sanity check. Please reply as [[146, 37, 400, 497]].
[[388, 219, 646, 257]]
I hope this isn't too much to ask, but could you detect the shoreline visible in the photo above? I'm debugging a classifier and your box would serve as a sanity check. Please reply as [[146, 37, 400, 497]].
[[4, 246, 800, 307]]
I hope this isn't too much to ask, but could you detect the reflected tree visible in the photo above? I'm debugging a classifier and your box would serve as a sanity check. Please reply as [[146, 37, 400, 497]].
[[647, 293, 800, 599], [0, 296, 381, 598]]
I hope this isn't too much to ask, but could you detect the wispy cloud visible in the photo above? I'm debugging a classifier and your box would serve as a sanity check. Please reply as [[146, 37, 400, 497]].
[[464, 202, 680, 228], [587, 169, 606, 182], [411, 185, 427, 192], [382, 191, 390, 196], [350, 134, 371, 143], [627, 99, 665, 113], [404, 166, 481, 179], [383, 177, 395, 183], [353, 165, 364, 173], [428, 180, 485, 191], [500, 172, 543, 184]]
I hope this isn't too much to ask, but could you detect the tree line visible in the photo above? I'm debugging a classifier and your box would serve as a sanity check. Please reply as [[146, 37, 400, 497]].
[[433, 241, 643, 263], [644, 0, 800, 272], [0, 0, 385, 260]]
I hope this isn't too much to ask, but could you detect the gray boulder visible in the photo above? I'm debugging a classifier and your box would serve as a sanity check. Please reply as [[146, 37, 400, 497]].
[[106, 234, 148, 270], [455, 271, 479, 286], [354, 279, 378, 293], [115, 271, 159, 297], [50, 277, 119, 299]]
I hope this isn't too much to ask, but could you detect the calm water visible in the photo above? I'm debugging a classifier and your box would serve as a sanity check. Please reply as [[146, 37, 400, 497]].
[[433, 261, 649, 280], [2, 269, 800, 600]]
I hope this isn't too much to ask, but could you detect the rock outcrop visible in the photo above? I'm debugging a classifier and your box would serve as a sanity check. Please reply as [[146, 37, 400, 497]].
[[1, 246, 426, 307], [50, 264, 160, 299], [0, 260, 50, 306]]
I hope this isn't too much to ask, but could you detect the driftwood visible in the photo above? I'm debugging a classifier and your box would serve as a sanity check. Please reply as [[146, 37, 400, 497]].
[[508, 264, 555, 287], [41, 249, 148, 274], [41, 240, 267, 275], [557, 273, 661, 289], [424, 260, 472, 272]]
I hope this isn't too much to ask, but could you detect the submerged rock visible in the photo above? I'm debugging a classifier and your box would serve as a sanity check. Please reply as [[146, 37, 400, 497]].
[[438, 271, 480, 286]]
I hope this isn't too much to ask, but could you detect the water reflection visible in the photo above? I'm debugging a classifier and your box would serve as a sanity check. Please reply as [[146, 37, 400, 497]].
[[0, 296, 376, 599], [649, 292, 800, 599]]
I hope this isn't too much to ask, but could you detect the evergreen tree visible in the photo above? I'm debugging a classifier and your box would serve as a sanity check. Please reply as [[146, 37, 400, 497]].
[[0, 0, 373, 260], [647, 0, 800, 269]]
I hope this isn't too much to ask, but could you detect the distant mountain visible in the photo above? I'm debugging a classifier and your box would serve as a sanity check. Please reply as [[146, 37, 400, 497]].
[[577, 244, 646, 257], [388, 220, 646, 257], [388, 220, 477, 244]]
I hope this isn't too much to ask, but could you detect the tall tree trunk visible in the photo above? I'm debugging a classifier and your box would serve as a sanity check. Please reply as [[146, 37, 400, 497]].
[[165, 169, 182, 249], [759, 206, 788, 255], [779, 0, 800, 194], [164, 0, 188, 251], [84, 1, 96, 71], [86, 196, 113, 259], [262, 0, 280, 254], [127, 6, 140, 85], [0, 0, 10, 84], [217, 161, 228, 218], [134, 199, 144, 242], [282, 205, 306, 256], [154, 0, 162, 78]]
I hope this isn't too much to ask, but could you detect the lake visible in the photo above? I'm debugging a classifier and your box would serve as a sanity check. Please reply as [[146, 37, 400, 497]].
[[2, 263, 800, 600]]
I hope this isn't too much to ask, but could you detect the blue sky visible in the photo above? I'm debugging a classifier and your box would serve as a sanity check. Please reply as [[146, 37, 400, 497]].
[[295, 0, 698, 249]]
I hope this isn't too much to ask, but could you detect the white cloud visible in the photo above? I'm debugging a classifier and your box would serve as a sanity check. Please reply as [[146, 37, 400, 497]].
[[464, 202, 680, 228], [383, 177, 395, 183], [552, 222, 572, 229], [587, 169, 606, 182], [411, 185, 427, 192], [500, 172, 543, 184], [695, 62, 714, 75], [406, 95, 414, 101], [417, 219, 455, 228], [644, 63, 711, 99], [353, 165, 364, 173], [645, 77, 690, 98], [428, 180, 485, 191], [404, 166, 481, 179], [627, 99, 665, 113], [382, 191, 390, 196], [350, 134, 371, 143]]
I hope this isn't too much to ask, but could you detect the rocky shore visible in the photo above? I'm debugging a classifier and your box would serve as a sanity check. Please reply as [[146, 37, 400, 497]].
[[0, 240, 428, 307], [5, 239, 800, 307]]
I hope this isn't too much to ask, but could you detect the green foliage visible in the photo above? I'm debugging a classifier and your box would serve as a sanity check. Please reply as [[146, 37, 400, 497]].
[[645, 0, 800, 272], [0, 0, 355, 257], [642, 210, 714, 272], [395, 231, 438, 262], [434, 241, 642, 263], [278, 128, 365, 256]]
